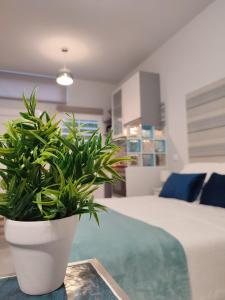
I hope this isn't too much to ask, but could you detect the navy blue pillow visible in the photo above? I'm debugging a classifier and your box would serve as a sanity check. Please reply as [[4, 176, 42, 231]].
[[200, 173, 225, 208], [159, 173, 206, 202]]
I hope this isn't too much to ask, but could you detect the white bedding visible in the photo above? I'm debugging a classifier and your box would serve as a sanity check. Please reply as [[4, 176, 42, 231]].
[[98, 195, 225, 300]]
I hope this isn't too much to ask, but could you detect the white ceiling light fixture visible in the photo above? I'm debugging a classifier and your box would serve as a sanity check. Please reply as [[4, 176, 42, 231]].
[[56, 48, 74, 86]]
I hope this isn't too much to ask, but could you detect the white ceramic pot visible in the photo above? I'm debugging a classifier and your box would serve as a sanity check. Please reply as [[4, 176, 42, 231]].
[[5, 215, 78, 295]]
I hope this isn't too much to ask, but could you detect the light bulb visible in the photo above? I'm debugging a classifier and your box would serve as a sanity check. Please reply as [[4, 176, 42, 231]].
[[56, 68, 74, 86]]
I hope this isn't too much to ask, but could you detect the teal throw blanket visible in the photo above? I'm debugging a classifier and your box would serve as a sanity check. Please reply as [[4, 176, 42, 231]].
[[70, 210, 191, 300]]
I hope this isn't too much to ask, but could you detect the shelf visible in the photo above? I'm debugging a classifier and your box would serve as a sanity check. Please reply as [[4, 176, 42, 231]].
[[127, 139, 141, 153], [142, 154, 155, 167], [113, 123, 167, 168], [127, 152, 141, 155]]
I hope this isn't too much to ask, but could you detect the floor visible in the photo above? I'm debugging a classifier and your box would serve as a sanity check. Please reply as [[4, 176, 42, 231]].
[[0, 240, 15, 276]]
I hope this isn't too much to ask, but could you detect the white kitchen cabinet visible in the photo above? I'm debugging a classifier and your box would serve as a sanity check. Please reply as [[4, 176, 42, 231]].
[[122, 72, 141, 125], [122, 72, 161, 126], [112, 71, 161, 135], [112, 89, 123, 138]]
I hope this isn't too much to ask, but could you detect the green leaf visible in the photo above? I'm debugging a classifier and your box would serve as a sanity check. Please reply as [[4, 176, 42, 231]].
[[30, 89, 37, 115], [27, 130, 47, 145], [54, 163, 65, 190], [109, 157, 131, 165], [104, 166, 123, 180], [0, 148, 15, 155], [35, 192, 43, 214], [22, 93, 31, 114]]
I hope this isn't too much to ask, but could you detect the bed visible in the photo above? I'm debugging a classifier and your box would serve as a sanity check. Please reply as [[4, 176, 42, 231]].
[[70, 163, 225, 300]]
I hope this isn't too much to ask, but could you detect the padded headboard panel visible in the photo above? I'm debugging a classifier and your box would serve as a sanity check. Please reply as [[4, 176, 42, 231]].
[[181, 162, 225, 182], [186, 78, 225, 163]]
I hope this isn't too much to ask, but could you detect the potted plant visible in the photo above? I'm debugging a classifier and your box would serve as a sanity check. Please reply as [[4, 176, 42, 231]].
[[0, 91, 128, 295]]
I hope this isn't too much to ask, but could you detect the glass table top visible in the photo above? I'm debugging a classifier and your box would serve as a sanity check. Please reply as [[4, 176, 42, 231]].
[[0, 259, 128, 300]]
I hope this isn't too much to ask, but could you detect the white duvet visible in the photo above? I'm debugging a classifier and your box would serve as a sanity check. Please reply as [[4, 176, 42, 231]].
[[98, 195, 225, 300]]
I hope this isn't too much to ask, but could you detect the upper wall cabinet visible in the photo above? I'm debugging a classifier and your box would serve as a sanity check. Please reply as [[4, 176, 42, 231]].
[[112, 71, 161, 138], [122, 71, 161, 126], [112, 89, 123, 137], [122, 72, 141, 125]]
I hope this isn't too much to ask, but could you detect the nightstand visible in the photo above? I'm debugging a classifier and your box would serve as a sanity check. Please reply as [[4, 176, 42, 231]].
[[0, 259, 129, 300]]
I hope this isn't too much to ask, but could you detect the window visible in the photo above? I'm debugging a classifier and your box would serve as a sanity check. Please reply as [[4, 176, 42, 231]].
[[61, 117, 100, 138]]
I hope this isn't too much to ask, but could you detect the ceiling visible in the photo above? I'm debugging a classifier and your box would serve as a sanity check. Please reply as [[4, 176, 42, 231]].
[[0, 0, 214, 84]]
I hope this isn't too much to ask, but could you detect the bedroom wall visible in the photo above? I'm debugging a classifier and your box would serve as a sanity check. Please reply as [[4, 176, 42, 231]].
[[0, 74, 115, 120], [0, 72, 66, 103], [0, 99, 58, 134], [67, 79, 115, 118], [123, 0, 225, 171]]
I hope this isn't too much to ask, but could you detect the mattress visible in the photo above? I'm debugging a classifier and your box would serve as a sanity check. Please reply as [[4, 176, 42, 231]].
[[97, 196, 225, 300]]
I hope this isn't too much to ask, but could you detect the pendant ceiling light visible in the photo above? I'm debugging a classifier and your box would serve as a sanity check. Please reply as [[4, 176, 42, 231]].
[[56, 48, 74, 86]]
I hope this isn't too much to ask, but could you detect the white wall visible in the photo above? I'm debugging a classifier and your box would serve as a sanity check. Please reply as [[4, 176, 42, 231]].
[[125, 0, 225, 171], [67, 79, 115, 118], [0, 99, 58, 133], [0, 74, 115, 120], [0, 72, 66, 103]]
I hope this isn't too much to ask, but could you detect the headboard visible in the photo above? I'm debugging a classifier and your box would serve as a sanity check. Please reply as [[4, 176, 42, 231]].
[[186, 78, 225, 163]]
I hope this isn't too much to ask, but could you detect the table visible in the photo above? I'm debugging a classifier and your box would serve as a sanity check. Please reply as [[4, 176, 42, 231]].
[[0, 259, 129, 300]]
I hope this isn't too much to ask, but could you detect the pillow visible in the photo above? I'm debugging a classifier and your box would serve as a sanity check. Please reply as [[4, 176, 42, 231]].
[[159, 173, 206, 202], [200, 173, 225, 208]]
